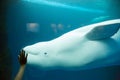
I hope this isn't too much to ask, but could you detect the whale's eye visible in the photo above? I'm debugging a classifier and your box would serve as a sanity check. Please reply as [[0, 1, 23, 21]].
[[44, 52, 47, 55]]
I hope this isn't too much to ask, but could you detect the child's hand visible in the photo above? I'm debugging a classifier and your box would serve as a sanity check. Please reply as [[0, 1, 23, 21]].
[[18, 50, 28, 66]]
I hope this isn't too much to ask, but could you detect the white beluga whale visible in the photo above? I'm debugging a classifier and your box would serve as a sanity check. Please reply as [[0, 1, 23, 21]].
[[23, 19, 120, 70]]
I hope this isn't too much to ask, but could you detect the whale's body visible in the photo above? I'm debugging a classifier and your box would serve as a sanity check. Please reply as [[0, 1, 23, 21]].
[[23, 19, 120, 70]]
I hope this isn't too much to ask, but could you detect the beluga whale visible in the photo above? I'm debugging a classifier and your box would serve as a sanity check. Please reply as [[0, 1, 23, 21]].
[[23, 19, 120, 70]]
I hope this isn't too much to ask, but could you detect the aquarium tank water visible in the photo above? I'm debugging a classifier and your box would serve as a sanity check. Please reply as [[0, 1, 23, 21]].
[[5, 0, 120, 80]]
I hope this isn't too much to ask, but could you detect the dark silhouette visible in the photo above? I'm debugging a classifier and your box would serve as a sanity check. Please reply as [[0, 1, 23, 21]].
[[15, 50, 28, 80]]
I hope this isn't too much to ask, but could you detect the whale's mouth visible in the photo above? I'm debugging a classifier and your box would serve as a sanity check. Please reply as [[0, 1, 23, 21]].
[[22, 46, 37, 55]]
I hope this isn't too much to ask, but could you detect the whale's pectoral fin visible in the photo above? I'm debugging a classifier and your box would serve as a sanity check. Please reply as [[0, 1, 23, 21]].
[[86, 22, 120, 40]]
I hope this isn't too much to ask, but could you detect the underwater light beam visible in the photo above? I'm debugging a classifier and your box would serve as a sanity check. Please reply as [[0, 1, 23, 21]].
[[23, 0, 104, 13]]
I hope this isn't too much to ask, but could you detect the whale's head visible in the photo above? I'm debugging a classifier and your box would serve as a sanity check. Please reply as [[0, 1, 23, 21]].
[[23, 42, 50, 55], [23, 41, 60, 68]]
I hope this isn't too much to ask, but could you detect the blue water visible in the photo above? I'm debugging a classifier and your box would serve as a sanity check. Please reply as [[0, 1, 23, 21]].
[[7, 1, 120, 80]]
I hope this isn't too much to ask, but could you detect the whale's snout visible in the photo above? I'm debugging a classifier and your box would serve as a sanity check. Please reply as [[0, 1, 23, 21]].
[[23, 46, 39, 55]]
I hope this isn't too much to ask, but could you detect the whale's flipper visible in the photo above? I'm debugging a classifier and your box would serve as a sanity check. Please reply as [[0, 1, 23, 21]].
[[86, 20, 120, 40]]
